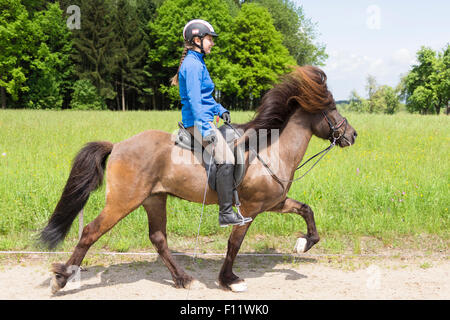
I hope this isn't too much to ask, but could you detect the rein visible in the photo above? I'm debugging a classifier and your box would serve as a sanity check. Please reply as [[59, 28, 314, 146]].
[[226, 110, 347, 189]]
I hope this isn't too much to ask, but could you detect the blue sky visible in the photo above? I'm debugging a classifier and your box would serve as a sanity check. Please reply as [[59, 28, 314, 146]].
[[294, 0, 450, 100]]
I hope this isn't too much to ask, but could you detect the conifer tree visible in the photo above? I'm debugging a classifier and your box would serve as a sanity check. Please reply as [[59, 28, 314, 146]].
[[71, 0, 117, 104], [112, 0, 148, 110]]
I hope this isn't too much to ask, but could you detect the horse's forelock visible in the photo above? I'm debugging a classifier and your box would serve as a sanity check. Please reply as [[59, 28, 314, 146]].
[[289, 66, 335, 113]]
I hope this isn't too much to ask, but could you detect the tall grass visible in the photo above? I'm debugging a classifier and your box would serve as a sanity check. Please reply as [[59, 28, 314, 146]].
[[0, 110, 448, 252]]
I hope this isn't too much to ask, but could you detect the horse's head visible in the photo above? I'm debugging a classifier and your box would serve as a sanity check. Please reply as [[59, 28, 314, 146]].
[[286, 65, 357, 147], [311, 107, 357, 147], [240, 65, 357, 148]]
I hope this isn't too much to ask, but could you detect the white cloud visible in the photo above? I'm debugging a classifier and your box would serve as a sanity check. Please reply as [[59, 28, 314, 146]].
[[323, 49, 415, 99], [325, 50, 388, 78], [390, 48, 416, 66]]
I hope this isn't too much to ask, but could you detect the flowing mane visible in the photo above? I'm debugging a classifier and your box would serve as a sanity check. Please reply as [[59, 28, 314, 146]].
[[237, 65, 335, 133]]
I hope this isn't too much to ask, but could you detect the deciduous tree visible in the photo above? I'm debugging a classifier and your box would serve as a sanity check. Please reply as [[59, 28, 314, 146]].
[[403, 45, 450, 114], [224, 2, 295, 109], [253, 0, 327, 66]]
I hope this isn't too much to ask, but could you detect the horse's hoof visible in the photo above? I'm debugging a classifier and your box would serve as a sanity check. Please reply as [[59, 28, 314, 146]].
[[294, 237, 308, 253], [50, 275, 63, 294], [174, 275, 196, 289], [50, 263, 70, 294], [229, 280, 247, 292]]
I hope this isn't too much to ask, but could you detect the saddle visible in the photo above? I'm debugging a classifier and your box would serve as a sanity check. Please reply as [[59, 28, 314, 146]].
[[174, 122, 245, 191]]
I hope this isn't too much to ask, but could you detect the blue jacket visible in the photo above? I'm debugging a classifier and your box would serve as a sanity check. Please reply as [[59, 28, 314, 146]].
[[179, 50, 228, 137]]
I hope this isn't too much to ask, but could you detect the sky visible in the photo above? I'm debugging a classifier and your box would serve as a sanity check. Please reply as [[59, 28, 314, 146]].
[[293, 0, 450, 100]]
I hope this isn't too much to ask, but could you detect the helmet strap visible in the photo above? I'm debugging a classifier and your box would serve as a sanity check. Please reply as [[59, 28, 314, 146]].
[[192, 36, 206, 54]]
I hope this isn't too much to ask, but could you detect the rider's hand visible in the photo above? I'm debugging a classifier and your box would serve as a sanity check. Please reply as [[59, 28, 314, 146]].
[[221, 112, 231, 124]]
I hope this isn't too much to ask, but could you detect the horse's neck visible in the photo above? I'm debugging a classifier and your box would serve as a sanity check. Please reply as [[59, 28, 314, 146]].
[[274, 111, 313, 179]]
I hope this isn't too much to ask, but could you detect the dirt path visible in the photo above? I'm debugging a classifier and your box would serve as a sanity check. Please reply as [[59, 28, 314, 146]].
[[0, 252, 448, 300]]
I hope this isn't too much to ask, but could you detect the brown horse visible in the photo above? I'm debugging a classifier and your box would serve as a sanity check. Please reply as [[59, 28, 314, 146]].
[[39, 65, 357, 293]]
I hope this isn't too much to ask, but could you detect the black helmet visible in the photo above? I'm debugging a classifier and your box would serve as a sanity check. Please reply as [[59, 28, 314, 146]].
[[183, 19, 218, 44]]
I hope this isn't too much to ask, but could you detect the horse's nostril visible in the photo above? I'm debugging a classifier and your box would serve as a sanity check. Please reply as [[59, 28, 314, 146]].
[[353, 131, 358, 138]]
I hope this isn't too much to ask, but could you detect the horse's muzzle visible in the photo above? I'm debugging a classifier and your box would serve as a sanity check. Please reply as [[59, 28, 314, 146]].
[[339, 129, 357, 147]]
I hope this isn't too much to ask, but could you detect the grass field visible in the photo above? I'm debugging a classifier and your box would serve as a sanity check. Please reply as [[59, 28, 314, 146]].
[[0, 110, 448, 254]]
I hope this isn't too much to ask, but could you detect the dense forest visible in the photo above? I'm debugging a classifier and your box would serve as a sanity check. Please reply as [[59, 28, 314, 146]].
[[0, 0, 328, 111]]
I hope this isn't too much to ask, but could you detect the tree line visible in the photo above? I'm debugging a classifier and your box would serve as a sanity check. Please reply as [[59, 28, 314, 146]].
[[0, 0, 327, 111], [340, 45, 450, 115]]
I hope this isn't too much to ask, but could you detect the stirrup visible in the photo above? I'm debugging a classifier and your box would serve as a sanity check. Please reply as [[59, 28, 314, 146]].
[[234, 189, 252, 226], [219, 209, 251, 227]]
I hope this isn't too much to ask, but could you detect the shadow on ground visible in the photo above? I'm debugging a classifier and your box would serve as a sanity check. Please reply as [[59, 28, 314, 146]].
[[39, 251, 317, 296]]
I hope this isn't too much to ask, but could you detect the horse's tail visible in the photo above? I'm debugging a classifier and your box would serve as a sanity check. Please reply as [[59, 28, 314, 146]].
[[39, 141, 114, 250]]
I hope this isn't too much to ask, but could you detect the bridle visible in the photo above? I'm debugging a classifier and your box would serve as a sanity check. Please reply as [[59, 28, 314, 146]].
[[323, 110, 348, 144], [225, 109, 348, 189]]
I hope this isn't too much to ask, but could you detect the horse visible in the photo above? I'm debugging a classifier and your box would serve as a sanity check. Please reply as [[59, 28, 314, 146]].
[[39, 65, 357, 293]]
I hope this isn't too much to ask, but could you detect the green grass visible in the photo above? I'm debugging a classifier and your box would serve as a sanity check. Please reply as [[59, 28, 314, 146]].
[[0, 110, 448, 253]]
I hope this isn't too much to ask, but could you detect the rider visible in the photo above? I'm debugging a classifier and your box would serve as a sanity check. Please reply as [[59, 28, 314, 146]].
[[171, 19, 250, 227]]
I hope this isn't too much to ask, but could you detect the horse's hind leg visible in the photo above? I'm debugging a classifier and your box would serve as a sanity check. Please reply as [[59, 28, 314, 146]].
[[51, 162, 150, 293], [50, 195, 145, 293], [50, 203, 136, 293], [143, 194, 195, 289], [271, 197, 320, 253]]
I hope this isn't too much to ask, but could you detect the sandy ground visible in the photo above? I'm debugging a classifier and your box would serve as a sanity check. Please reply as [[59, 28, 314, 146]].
[[0, 252, 448, 300]]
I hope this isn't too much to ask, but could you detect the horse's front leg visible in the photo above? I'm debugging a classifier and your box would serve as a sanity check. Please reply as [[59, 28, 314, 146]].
[[270, 197, 320, 253], [219, 222, 252, 292]]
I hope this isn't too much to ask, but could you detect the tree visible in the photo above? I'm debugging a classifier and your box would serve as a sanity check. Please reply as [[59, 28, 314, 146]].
[[71, 0, 117, 104], [223, 2, 295, 109], [365, 75, 378, 113], [22, 3, 74, 109], [0, 1, 72, 109], [403, 45, 450, 114], [434, 44, 450, 114], [147, 0, 237, 109], [346, 90, 366, 113], [21, 0, 48, 13], [347, 78, 400, 114], [252, 0, 327, 66], [372, 85, 400, 114], [0, 0, 31, 108], [70, 79, 106, 110], [112, 0, 149, 111]]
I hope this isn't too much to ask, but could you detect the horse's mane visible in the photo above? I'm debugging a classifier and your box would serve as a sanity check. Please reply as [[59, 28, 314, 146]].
[[236, 65, 335, 133]]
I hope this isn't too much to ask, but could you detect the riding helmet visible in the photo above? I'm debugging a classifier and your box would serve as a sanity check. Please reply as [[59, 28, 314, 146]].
[[183, 19, 218, 44]]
